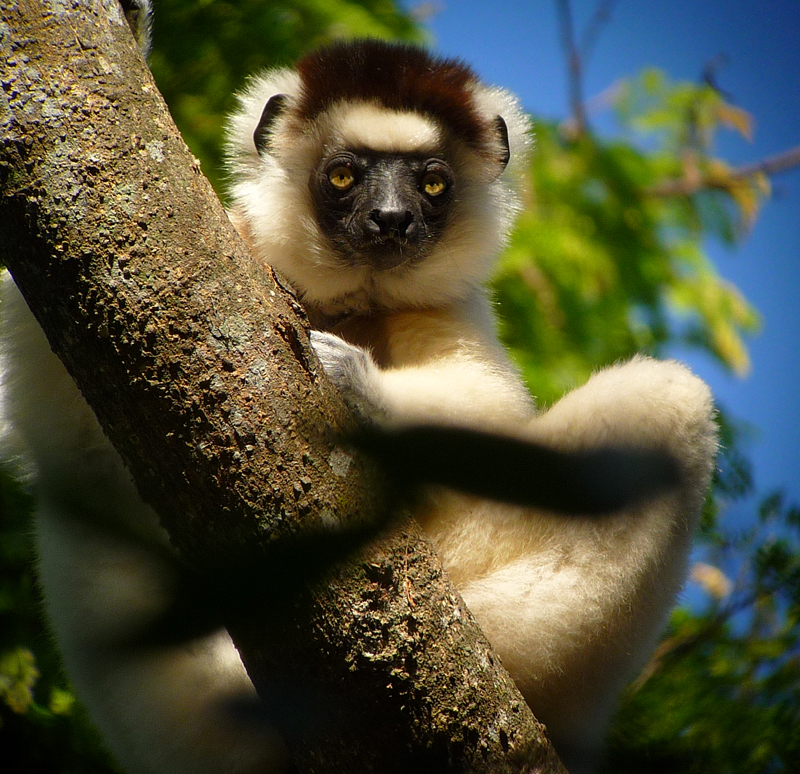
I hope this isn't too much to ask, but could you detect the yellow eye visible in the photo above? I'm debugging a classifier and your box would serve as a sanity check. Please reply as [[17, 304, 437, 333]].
[[328, 166, 355, 191], [422, 173, 447, 197]]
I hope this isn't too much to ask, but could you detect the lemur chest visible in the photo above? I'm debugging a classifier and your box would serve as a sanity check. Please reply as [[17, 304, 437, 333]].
[[318, 308, 470, 369]]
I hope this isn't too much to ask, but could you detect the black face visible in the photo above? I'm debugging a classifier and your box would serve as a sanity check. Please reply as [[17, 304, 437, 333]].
[[311, 151, 456, 271]]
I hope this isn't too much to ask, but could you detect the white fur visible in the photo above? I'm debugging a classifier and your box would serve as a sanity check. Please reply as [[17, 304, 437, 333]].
[[310, 312, 716, 772], [1, 43, 717, 774]]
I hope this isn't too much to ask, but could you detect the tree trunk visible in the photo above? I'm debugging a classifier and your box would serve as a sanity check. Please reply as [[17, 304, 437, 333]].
[[0, 2, 564, 771]]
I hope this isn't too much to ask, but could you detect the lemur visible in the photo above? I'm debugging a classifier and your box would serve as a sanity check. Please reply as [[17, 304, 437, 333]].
[[0, 11, 717, 774]]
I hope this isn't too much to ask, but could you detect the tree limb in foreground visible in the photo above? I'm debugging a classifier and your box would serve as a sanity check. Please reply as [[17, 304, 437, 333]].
[[0, 1, 564, 772]]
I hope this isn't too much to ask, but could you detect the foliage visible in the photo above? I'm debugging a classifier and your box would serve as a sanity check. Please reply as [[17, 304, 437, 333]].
[[604, 484, 800, 774], [495, 70, 762, 406]]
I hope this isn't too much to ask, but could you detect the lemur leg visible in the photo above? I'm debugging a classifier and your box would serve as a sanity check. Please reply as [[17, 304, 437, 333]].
[[456, 357, 717, 765]]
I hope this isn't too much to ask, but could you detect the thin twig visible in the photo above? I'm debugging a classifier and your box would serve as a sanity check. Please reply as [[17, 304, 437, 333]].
[[556, 0, 589, 134], [580, 0, 617, 64], [702, 53, 734, 100], [631, 577, 794, 693], [734, 144, 800, 180]]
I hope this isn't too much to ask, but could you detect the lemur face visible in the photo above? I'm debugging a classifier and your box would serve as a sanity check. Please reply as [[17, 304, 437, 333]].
[[310, 149, 456, 271], [226, 40, 527, 313]]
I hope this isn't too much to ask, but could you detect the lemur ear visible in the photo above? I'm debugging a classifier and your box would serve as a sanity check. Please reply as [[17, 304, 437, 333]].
[[494, 116, 511, 170], [254, 94, 289, 155]]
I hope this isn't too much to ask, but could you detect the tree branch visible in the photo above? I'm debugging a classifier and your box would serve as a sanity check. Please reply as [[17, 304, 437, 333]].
[[0, 1, 564, 771], [579, 0, 617, 66], [647, 144, 800, 198], [629, 576, 793, 693], [556, 0, 589, 135], [728, 144, 800, 181]]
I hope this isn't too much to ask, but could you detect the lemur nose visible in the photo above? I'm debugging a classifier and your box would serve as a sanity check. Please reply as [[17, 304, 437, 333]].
[[369, 209, 415, 239]]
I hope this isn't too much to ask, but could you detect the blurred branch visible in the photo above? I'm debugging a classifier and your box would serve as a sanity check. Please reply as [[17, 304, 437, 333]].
[[556, 0, 618, 136], [630, 575, 794, 692], [734, 144, 800, 180], [647, 143, 800, 198], [556, 0, 589, 134], [702, 53, 734, 100], [579, 0, 617, 64]]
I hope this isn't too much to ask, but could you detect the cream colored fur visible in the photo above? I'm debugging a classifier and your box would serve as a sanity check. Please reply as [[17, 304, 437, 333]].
[[0, 47, 717, 774]]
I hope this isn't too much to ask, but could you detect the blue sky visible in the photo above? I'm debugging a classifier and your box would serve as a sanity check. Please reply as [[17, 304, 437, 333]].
[[414, 0, 800, 512]]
